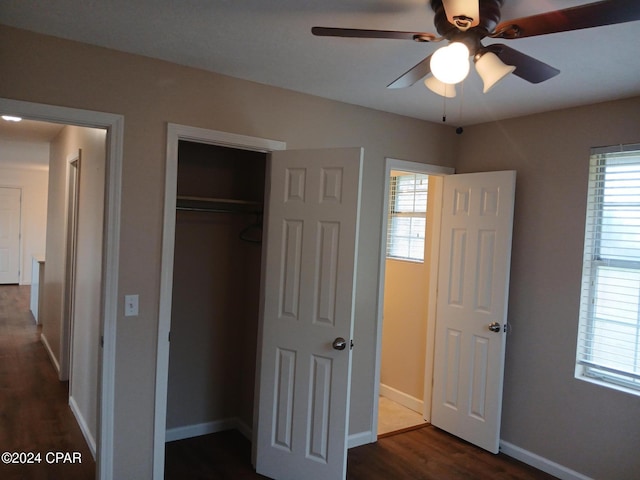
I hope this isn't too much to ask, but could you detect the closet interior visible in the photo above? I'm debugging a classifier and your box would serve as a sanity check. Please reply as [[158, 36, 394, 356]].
[[165, 140, 266, 443]]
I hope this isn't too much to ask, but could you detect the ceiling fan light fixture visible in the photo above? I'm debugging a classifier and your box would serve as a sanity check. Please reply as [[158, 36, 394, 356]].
[[2, 115, 22, 122], [474, 51, 516, 93], [430, 42, 470, 85], [424, 75, 457, 98]]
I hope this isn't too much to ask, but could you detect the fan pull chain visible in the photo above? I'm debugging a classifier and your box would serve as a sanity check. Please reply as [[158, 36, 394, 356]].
[[456, 81, 465, 134]]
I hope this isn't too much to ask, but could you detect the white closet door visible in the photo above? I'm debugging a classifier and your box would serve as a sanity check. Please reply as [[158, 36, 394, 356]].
[[256, 147, 363, 480]]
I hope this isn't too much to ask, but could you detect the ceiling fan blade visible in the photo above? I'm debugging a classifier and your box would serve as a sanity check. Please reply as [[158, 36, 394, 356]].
[[486, 44, 560, 84], [312, 26, 436, 41], [387, 55, 433, 89], [493, 0, 640, 39]]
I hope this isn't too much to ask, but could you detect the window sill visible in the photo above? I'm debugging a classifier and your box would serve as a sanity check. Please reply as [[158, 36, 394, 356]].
[[575, 369, 640, 398]]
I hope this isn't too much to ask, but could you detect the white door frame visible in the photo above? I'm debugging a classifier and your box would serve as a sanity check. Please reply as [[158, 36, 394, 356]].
[[0, 98, 123, 480], [154, 123, 286, 479], [371, 158, 453, 442], [60, 153, 81, 382]]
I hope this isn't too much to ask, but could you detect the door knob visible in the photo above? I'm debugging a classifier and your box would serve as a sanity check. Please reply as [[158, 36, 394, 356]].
[[332, 337, 347, 350], [488, 322, 501, 333]]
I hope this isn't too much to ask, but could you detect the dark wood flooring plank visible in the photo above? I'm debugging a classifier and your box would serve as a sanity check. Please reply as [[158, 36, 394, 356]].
[[0, 285, 95, 480]]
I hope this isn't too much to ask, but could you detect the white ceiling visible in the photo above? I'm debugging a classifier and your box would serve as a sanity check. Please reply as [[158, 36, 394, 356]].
[[1, 0, 639, 126], [0, 119, 63, 143]]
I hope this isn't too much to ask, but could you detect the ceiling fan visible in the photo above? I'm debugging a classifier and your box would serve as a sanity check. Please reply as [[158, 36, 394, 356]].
[[312, 0, 640, 97]]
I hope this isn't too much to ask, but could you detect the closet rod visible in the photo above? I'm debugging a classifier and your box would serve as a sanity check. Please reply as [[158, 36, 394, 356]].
[[176, 195, 262, 214]]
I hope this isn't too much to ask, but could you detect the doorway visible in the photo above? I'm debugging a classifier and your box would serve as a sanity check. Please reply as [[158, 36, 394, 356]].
[[373, 158, 453, 439], [164, 140, 266, 443], [154, 123, 286, 478], [0, 97, 124, 480]]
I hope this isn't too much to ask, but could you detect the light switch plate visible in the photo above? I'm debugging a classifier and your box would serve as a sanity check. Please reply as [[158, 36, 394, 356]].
[[124, 294, 139, 317]]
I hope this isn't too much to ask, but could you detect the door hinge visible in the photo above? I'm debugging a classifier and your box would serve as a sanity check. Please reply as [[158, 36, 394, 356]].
[[350, 339, 354, 350], [100, 335, 104, 348], [168, 331, 171, 342]]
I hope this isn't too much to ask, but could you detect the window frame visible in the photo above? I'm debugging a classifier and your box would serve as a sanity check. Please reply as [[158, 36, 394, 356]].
[[386, 172, 429, 262], [576, 143, 640, 396]]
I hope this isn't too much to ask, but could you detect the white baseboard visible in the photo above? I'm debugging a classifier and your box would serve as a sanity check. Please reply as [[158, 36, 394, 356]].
[[40, 333, 60, 375], [166, 417, 252, 443], [500, 440, 592, 480], [348, 430, 374, 449], [69, 395, 97, 459], [379, 383, 423, 413]]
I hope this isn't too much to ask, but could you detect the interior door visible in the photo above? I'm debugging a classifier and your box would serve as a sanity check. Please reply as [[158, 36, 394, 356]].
[[431, 170, 516, 454], [255, 147, 363, 480], [0, 187, 21, 284]]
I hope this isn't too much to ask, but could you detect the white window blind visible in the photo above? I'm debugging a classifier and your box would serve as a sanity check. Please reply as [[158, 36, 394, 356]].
[[577, 143, 640, 394], [386, 173, 428, 262]]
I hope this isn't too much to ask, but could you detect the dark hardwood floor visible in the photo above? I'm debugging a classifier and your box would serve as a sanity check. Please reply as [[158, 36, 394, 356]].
[[165, 427, 557, 480], [2, 284, 556, 480], [0, 285, 95, 480]]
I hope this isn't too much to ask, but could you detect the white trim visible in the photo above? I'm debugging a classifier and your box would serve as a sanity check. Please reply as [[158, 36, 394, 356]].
[[69, 395, 97, 459], [347, 431, 373, 449], [40, 332, 61, 374], [154, 123, 285, 480], [372, 158, 454, 442], [165, 417, 253, 444], [60, 152, 81, 383], [422, 175, 444, 421], [166, 418, 239, 443], [0, 98, 123, 480], [379, 384, 423, 414], [500, 440, 593, 480]]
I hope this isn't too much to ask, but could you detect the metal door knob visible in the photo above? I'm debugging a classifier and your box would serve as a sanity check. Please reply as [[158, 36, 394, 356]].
[[332, 337, 347, 350], [488, 322, 501, 333]]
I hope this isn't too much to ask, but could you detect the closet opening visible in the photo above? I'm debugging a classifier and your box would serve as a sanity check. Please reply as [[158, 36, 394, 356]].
[[164, 139, 266, 448]]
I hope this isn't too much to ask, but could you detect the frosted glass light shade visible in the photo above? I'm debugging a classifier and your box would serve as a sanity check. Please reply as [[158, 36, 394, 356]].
[[430, 42, 470, 85], [475, 51, 516, 93], [424, 76, 457, 98]]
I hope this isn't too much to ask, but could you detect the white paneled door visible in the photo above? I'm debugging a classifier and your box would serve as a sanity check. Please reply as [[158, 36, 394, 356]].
[[256, 148, 363, 480], [0, 187, 21, 284], [431, 171, 516, 454]]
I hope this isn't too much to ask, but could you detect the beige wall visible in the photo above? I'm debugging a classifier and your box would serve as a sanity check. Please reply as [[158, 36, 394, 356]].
[[40, 129, 68, 368], [0, 25, 456, 478], [0, 154, 48, 284], [456, 97, 640, 480], [381, 258, 428, 401]]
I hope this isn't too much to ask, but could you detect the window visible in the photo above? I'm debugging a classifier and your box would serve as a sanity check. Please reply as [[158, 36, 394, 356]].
[[386, 172, 428, 262], [577, 144, 640, 394]]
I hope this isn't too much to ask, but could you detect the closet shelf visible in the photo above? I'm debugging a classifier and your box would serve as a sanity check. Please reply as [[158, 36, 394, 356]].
[[176, 196, 263, 214]]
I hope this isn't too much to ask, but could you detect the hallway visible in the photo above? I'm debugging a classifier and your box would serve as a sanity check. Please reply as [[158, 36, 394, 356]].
[[0, 285, 95, 480]]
